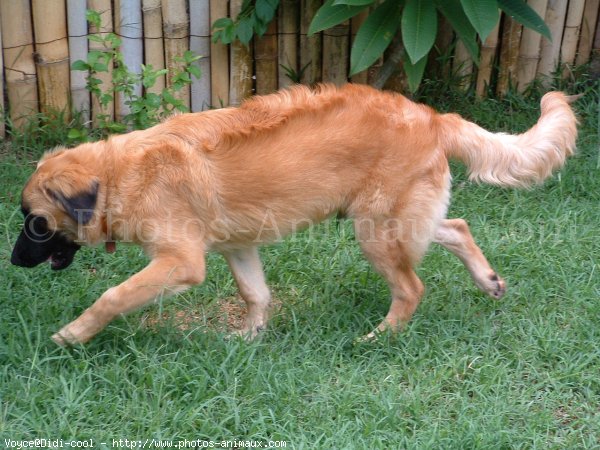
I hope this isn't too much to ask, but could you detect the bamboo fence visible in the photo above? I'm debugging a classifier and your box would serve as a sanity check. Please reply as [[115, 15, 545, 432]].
[[0, 0, 599, 134]]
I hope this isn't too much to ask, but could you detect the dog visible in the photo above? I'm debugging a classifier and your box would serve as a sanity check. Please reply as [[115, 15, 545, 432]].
[[10, 84, 578, 345]]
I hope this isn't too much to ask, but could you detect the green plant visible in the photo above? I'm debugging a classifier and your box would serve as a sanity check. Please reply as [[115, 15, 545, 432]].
[[212, 0, 279, 45], [213, 0, 550, 92], [279, 62, 311, 84], [72, 10, 202, 138]]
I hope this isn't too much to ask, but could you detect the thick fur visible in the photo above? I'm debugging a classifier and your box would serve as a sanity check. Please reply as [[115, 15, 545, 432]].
[[11, 84, 578, 345]]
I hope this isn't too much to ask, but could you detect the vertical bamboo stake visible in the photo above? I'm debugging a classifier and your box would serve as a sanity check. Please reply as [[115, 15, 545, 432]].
[[229, 0, 253, 105], [142, 0, 165, 95], [322, 21, 349, 85], [0, 0, 38, 130], [476, 19, 501, 96], [210, 0, 229, 107], [575, 0, 600, 65], [67, 0, 90, 124], [0, 18, 4, 137], [162, 0, 190, 109], [516, 0, 548, 92], [591, 4, 600, 75], [452, 39, 474, 91], [88, 0, 114, 125], [255, 19, 278, 94], [497, 15, 523, 96], [300, 0, 322, 85], [351, 10, 369, 84], [190, 0, 211, 111], [115, 0, 143, 120], [32, 0, 70, 119], [561, 0, 586, 76], [537, 0, 568, 83], [278, 0, 299, 88]]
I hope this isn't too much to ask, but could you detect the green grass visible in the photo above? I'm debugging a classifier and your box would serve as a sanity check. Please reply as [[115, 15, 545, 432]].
[[1, 84, 599, 448]]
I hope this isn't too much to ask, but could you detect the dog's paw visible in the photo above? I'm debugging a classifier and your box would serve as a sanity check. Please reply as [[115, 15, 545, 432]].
[[51, 329, 80, 347], [51, 322, 91, 346], [479, 271, 506, 299], [228, 324, 265, 341], [354, 331, 379, 344]]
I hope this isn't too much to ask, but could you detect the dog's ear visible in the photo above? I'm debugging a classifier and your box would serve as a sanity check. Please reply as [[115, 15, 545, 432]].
[[47, 182, 99, 224], [41, 165, 100, 225]]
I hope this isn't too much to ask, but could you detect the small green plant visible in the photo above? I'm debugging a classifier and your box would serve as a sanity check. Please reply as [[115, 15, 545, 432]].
[[279, 62, 311, 84], [71, 10, 202, 139], [212, 0, 279, 45]]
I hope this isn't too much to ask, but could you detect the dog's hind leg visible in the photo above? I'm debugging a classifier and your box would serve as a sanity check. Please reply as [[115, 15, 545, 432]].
[[51, 251, 206, 345], [433, 218, 506, 299], [354, 219, 426, 340], [223, 246, 271, 339]]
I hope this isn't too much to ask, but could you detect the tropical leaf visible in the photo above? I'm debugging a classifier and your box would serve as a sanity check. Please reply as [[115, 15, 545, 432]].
[[308, 0, 369, 35], [403, 53, 428, 92], [402, 0, 437, 63], [460, 0, 499, 41], [333, 0, 375, 5], [350, 0, 403, 75], [498, 0, 551, 40]]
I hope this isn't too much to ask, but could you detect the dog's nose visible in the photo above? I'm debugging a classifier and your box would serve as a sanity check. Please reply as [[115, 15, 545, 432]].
[[10, 250, 25, 266]]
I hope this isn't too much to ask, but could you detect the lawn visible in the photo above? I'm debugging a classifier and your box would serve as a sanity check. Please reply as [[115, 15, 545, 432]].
[[0, 85, 598, 448]]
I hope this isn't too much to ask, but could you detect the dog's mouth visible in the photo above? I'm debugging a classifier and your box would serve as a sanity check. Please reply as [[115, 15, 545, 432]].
[[48, 251, 70, 270]]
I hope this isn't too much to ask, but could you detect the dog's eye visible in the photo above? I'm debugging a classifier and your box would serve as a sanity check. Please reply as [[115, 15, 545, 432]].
[[25, 215, 49, 237]]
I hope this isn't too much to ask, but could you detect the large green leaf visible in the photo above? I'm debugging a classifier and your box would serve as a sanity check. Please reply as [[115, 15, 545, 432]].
[[350, 0, 403, 75], [460, 0, 499, 41], [333, 0, 375, 5], [308, 0, 369, 35], [435, 0, 480, 63], [498, 0, 551, 40], [403, 53, 428, 92], [401, 0, 437, 64]]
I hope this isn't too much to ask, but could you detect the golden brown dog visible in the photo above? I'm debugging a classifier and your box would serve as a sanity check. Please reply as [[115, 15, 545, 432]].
[[10, 84, 578, 345]]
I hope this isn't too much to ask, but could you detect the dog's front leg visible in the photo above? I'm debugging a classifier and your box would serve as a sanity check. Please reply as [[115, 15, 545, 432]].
[[223, 247, 271, 339], [52, 254, 206, 345]]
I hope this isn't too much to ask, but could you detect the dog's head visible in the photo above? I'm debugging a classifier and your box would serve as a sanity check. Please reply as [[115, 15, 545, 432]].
[[11, 148, 100, 270]]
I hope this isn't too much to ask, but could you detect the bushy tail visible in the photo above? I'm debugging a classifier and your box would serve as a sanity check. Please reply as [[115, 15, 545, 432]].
[[440, 92, 579, 187]]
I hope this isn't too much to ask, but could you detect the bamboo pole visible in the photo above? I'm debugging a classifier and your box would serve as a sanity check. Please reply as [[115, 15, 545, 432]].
[[162, 0, 190, 109], [537, 0, 568, 83], [453, 39, 474, 91], [0, 0, 38, 130], [88, 0, 114, 125], [351, 10, 369, 84], [560, 0, 586, 76], [497, 15, 523, 96], [142, 0, 165, 95], [516, 0, 548, 92], [300, 0, 322, 85], [190, 0, 211, 111], [210, 0, 229, 107], [0, 17, 4, 136], [278, 0, 299, 88], [115, 0, 143, 120], [255, 19, 278, 94], [67, 0, 90, 124], [476, 19, 501, 96], [575, 0, 600, 65], [322, 21, 349, 85], [32, 0, 70, 119], [591, 8, 600, 76], [229, 0, 253, 105]]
